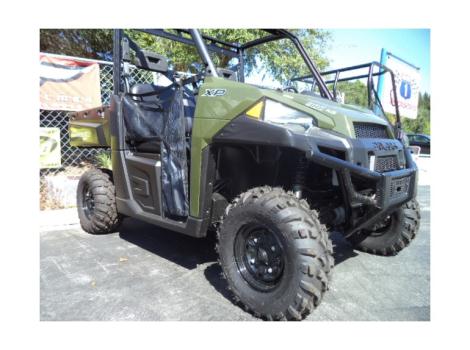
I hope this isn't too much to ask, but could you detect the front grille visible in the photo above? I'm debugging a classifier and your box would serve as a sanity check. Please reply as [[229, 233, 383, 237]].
[[354, 122, 389, 139], [375, 155, 399, 173]]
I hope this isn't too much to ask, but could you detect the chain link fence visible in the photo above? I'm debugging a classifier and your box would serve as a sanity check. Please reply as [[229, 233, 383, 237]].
[[40, 54, 153, 210]]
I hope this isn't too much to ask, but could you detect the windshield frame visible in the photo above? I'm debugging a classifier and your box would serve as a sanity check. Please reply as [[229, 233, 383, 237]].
[[239, 30, 333, 100], [119, 29, 334, 100]]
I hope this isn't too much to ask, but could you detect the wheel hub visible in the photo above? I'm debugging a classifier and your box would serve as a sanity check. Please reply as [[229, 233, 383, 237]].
[[235, 226, 285, 291]]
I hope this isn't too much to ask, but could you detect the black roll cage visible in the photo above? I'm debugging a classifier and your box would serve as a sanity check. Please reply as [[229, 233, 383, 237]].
[[292, 61, 402, 135], [113, 29, 402, 137], [112, 29, 333, 100]]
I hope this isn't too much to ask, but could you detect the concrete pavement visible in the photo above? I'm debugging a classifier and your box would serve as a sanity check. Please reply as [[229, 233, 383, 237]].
[[40, 185, 430, 321]]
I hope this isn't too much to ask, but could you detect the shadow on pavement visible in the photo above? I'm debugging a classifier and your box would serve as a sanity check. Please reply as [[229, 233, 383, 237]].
[[118, 218, 218, 270], [203, 263, 237, 303], [118, 217, 359, 304], [329, 231, 359, 265]]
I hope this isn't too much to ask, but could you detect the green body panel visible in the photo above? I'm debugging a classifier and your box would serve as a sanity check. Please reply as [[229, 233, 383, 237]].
[[67, 77, 393, 218], [262, 90, 336, 130], [262, 90, 390, 137], [188, 77, 393, 217], [69, 107, 111, 147], [69, 119, 110, 147], [189, 77, 263, 216]]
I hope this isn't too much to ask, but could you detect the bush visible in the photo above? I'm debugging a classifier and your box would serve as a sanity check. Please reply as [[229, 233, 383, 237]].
[[95, 151, 112, 169]]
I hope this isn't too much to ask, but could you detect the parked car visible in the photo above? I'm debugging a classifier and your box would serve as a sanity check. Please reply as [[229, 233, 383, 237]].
[[407, 133, 431, 154]]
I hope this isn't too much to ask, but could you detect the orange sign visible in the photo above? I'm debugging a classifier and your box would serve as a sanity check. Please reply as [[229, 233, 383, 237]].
[[40, 54, 102, 111]]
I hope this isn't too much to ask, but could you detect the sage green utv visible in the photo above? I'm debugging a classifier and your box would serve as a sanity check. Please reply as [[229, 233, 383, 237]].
[[70, 29, 420, 320]]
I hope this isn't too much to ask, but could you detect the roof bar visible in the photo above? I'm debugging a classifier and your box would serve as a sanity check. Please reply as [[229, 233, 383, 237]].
[[176, 29, 240, 50], [240, 34, 283, 50], [139, 29, 238, 58]]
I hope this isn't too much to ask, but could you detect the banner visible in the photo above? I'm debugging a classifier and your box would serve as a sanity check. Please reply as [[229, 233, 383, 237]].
[[40, 127, 61, 169], [380, 53, 421, 119], [40, 54, 102, 111]]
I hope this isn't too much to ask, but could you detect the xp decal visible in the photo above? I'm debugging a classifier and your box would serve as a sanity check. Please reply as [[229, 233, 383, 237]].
[[202, 88, 227, 97]]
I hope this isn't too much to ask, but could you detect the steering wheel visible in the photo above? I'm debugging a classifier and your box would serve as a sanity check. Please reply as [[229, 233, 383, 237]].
[[283, 86, 299, 93], [179, 71, 205, 96]]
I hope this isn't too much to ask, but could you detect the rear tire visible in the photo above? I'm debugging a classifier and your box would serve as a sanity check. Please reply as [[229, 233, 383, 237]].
[[217, 187, 334, 321], [347, 199, 420, 256], [77, 168, 121, 234]]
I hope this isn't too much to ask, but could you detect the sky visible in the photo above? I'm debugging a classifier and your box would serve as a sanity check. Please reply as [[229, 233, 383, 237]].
[[325, 29, 430, 94]]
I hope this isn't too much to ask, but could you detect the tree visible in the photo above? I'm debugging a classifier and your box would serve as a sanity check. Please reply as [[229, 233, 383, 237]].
[[40, 29, 331, 82], [335, 80, 369, 107], [40, 29, 113, 60], [327, 77, 431, 135], [402, 93, 431, 135]]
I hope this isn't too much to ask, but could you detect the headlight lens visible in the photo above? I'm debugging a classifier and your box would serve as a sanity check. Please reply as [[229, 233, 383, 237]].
[[246, 99, 317, 134]]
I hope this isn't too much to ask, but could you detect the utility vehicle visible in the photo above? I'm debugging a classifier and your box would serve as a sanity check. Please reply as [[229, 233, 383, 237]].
[[70, 29, 420, 321]]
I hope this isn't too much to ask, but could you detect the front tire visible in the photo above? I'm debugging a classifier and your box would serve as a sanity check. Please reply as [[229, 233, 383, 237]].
[[217, 187, 334, 321], [347, 199, 420, 256], [77, 169, 121, 234]]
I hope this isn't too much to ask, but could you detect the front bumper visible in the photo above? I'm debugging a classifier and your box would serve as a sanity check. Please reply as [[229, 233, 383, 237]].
[[212, 116, 418, 232], [307, 145, 417, 210], [306, 144, 418, 236]]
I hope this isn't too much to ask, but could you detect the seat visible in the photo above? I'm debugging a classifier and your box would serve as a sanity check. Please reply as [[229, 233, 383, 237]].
[[130, 83, 196, 135], [206, 67, 237, 81], [124, 83, 196, 154], [130, 83, 169, 100]]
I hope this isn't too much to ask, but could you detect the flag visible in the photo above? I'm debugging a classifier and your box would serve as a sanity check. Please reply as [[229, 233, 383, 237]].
[[380, 54, 421, 119], [40, 54, 102, 111]]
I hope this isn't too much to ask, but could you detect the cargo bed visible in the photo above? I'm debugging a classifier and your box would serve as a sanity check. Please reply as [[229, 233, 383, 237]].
[[69, 105, 111, 147]]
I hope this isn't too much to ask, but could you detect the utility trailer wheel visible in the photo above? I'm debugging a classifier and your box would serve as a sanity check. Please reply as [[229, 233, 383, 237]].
[[217, 187, 334, 321], [76, 168, 121, 234], [347, 199, 421, 256]]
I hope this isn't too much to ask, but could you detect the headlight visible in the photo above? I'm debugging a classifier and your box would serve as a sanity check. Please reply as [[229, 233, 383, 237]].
[[246, 99, 317, 133]]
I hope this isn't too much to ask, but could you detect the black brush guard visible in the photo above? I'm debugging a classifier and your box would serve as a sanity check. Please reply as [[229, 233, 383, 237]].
[[306, 145, 417, 238]]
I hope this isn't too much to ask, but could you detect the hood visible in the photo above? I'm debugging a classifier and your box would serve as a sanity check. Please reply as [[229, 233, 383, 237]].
[[262, 89, 391, 139]]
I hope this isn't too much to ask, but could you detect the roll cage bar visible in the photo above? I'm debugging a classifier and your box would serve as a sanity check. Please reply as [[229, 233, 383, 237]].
[[292, 62, 402, 136], [112, 29, 333, 100]]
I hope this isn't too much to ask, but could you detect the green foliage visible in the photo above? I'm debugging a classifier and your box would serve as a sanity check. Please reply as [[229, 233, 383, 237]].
[[230, 29, 330, 82], [386, 112, 397, 125], [125, 29, 199, 71], [40, 29, 430, 135], [402, 93, 431, 135], [40, 29, 113, 59], [95, 151, 112, 170], [328, 78, 431, 136], [335, 80, 369, 107], [40, 29, 331, 82]]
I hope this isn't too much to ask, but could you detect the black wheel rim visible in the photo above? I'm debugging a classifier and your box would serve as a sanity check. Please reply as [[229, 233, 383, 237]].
[[234, 224, 286, 292], [82, 185, 95, 220]]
